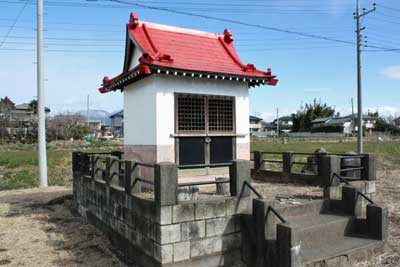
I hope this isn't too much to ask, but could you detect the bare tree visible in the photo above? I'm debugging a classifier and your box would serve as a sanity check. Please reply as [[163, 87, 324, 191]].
[[47, 113, 89, 140]]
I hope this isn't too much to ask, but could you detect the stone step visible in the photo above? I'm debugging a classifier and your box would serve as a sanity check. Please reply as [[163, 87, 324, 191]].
[[286, 213, 353, 249], [302, 235, 385, 267], [274, 199, 327, 218]]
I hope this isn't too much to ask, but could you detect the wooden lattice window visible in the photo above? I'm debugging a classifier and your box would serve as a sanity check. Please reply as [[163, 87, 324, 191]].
[[177, 95, 206, 132], [176, 94, 235, 133], [208, 98, 234, 132]]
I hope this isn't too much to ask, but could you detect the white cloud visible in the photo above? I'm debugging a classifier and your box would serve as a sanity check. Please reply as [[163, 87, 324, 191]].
[[380, 65, 400, 80], [258, 108, 296, 123], [260, 112, 274, 122], [303, 87, 333, 93], [366, 106, 400, 118], [336, 106, 400, 118]]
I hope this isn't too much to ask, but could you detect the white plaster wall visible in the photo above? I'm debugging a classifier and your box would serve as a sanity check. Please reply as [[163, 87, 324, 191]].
[[124, 77, 157, 145], [129, 46, 142, 71], [154, 75, 250, 147]]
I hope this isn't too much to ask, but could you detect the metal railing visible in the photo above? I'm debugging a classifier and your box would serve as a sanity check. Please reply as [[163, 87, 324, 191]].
[[252, 151, 370, 183], [177, 162, 233, 169], [241, 179, 288, 224], [267, 206, 287, 224], [178, 179, 229, 188], [331, 173, 374, 204], [74, 152, 157, 194]]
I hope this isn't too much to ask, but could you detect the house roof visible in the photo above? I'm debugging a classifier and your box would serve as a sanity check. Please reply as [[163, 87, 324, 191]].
[[99, 13, 278, 93], [311, 117, 333, 123], [15, 103, 50, 112], [313, 114, 378, 125], [249, 115, 263, 123], [109, 109, 124, 118], [326, 117, 350, 125]]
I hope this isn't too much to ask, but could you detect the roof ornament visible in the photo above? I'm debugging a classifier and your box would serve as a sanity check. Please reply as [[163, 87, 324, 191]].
[[223, 29, 234, 43], [128, 12, 139, 29], [264, 68, 279, 86], [157, 53, 173, 62], [102, 76, 111, 85], [243, 64, 256, 72], [139, 52, 155, 63]]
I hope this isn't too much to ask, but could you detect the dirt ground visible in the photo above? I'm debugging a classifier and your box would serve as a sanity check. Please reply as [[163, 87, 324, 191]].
[[0, 187, 126, 267], [0, 170, 399, 267]]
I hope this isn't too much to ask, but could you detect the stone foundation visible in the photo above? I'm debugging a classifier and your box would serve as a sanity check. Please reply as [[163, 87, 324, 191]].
[[72, 152, 252, 267]]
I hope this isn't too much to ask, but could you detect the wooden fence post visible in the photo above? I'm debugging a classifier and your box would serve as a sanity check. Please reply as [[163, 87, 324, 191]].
[[254, 151, 263, 171]]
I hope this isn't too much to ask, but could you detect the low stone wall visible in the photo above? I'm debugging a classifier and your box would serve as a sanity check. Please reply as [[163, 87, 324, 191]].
[[72, 152, 253, 267], [152, 196, 252, 266], [252, 152, 377, 189]]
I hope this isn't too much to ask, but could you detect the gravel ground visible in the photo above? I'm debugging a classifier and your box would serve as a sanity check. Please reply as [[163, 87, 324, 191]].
[[0, 170, 398, 267]]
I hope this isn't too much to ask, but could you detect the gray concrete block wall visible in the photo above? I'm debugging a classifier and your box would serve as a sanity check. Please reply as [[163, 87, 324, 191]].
[[73, 156, 253, 267], [151, 196, 251, 265], [73, 170, 160, 264]]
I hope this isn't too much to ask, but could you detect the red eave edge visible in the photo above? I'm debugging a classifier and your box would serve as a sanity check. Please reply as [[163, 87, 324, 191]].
[[98, 12, 279, 94]]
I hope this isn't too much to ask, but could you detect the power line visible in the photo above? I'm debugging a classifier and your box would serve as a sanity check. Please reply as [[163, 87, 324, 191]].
[[0, 47, 121, 52], [241, 44, 352, 52], [369, 16, 400, 25], [0, 35, 125, 41], [0, 0, 29, 48], [105, 0, 355, 46], [376, 10, 400, 19], [1, 41, 122, 46], [378, 4, 400, 13], [0, 0, 354, 14]]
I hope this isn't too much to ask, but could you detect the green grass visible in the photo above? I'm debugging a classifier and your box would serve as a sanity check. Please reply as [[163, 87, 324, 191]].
[[0, 140, 122, 191], [251, 139, 400, 171], [251, 139, 400, 156], [0, 139, 398, 191]]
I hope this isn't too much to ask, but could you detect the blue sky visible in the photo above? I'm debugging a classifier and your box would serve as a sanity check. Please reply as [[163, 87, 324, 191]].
[[0, 0, 399, 122]]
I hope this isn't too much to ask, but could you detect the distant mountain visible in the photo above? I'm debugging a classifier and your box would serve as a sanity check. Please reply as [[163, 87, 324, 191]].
[[76, 109, 111, 125]]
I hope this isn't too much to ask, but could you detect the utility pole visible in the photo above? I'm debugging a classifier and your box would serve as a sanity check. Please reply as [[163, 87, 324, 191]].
[[354, 0, 376, 153], [37, 0, 48, 187], [351, 98, 355, 136], [276, 108, 279, 138]]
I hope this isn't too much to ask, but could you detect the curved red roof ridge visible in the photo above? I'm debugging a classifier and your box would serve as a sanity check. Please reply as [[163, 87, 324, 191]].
[[99, 12, 278, 93], [142, 23, 159, 54], [141, 21, 222, 39]]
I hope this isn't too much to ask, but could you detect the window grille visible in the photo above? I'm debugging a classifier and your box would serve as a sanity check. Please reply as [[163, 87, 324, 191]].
[[177, 95, 206, 131], [176, 94, 234, 133], [208, 98, 234, 132]]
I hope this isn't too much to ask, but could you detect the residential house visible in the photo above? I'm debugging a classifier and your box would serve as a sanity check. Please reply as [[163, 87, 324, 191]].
[[0, 97, 15, 115], [312, 114, 377, 134], [249, 115, 264, 134], [0, 99, 50, 140], [9, 103, 50, 124], [272, 116, 293, 133], [311, 117, 332, 127], [109, 110, 124, 137], [98, 12, 278, 166]]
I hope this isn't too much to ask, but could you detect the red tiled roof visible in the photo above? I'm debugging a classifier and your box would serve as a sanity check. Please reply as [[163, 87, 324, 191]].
[[100, 13, 278, 93]]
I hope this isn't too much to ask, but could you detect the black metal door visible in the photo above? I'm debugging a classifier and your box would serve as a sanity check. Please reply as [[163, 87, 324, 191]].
[[178, 137, 205, 165], [210, 137, 233, 164]]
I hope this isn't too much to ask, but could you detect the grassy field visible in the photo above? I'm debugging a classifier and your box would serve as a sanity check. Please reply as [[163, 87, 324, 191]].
[[0, 140, 122, 190], [0, 139, 399, 190], [251, 138, 400, 171]]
